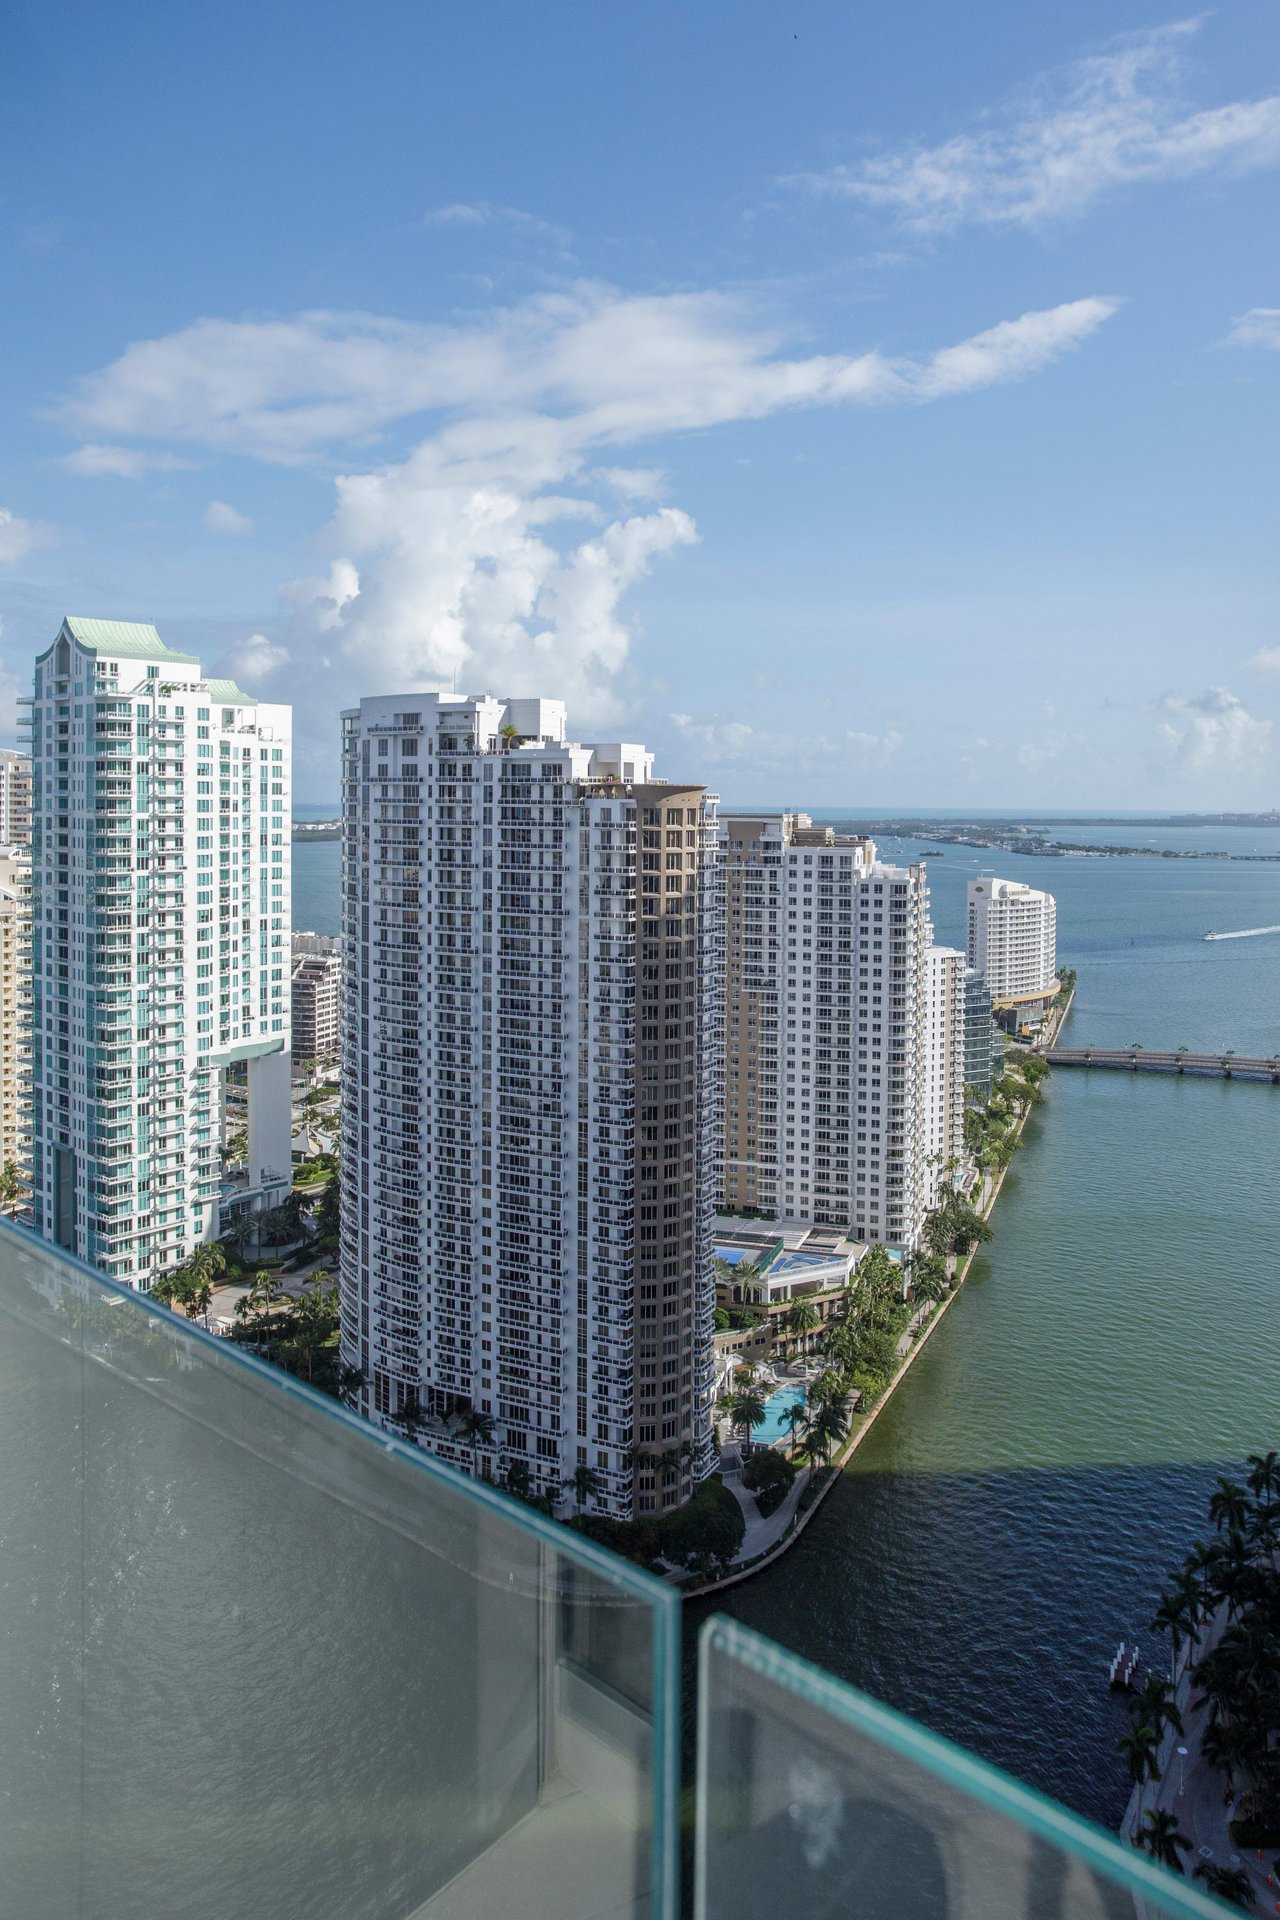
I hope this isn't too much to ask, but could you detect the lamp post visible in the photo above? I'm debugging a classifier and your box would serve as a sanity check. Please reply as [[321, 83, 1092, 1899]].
[[1176, 1745, 1189, 1797]]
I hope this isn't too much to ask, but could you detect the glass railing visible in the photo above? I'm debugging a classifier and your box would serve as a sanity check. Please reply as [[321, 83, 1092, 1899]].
[[0, 1223, 1239, 1917], [695, 1618, 1232, 1919], [0, 1222, 678, 1920]]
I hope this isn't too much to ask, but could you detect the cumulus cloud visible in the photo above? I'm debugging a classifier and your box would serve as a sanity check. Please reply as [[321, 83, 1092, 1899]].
[[59, 442, 191, 479], [1247, 645, 1280, 675], [1157, 687, 1271, 768], [58, 283, 1116, 751], [0, 507, 53, 565], [788, 20, 1280, 233], [224, 632, 288, 683], [1227, 308, 1280, 350], [203, 499, 253, 534]]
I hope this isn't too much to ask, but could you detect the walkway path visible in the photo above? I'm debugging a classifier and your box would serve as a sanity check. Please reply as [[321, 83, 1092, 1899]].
[[1122, 1612, 1276, 1909], [720, 1459, 815, 1560]]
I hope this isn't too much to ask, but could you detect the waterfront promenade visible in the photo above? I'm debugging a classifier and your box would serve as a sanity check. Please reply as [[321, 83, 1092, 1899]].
[[1120, 1609, 1276, 1911], [685, 986, 1077, 1596]]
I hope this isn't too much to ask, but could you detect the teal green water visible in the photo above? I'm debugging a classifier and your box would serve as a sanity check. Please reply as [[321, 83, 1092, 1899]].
[[692, 828, 1280, 1827], [294, 824, 1280, 1826]]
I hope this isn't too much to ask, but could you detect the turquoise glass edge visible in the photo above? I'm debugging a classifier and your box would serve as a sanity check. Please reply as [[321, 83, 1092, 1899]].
[[698, 1616, 1236, 1920], [0, 1217, 680, 1614]]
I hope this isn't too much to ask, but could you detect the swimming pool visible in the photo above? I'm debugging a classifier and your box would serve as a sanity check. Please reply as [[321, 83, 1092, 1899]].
[[753, 1384, 807, 1446]]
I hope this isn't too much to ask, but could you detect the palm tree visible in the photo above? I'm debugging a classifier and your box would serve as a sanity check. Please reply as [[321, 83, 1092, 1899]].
[[456, 1407, 496, 1475], [811, 1399, 849, 1461], [1133, 1674, 1183, 1743], [910, 1255, 949, 1305], [502, 1459, 533, 1501], [1209, 1476, 1251, 1538], [563, 1463, 603, 1516], [1134, 1808, 1188, 1873], [1151, 1586, 1192, 1683], [782, 1400, 809, 1453], [784, 1298, 820, 1351], [0, 1160, 25, 1212], [732, 1388, 767, 1454], [1118, 1724, 1161, 1827], [1193, 1861, 1256, 1910], [248, 1268, 283, 1354]]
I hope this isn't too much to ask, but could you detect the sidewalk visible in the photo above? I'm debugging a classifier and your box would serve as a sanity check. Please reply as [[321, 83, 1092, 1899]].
[[1124, 1611, 1276, 1908], [720, 1460, 815, 1560]]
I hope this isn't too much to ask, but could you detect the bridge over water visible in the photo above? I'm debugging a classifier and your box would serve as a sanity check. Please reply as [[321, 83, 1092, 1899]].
[[1045, 1046, 1280, 1083]]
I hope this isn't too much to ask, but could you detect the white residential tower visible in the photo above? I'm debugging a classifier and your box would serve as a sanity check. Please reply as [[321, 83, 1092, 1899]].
[[27, 618, 293, 1285], [338, 693, 723, 1519]]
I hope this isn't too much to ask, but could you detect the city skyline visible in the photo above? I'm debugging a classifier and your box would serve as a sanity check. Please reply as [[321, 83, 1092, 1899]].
[[2, 4, 1278, 810]]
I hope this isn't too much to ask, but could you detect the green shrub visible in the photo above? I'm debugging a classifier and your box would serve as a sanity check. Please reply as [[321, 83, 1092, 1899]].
[[658, 1476, 745, 1573], [743, 1448, 796, 1516]]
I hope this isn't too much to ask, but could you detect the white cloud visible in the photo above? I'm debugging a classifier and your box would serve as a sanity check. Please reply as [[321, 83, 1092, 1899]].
[[669, 713, 904, 772], [204, 499, 253, 535], [422, 201, 572, 250], [1247, 645, 1280, 675], [1227, 308, 1280, 350], [59, 442, 191, 479], [0, 507, 53, 565], [224, 632, 288, 683], [59, 284, 1117, 462], [1156, 687, 1271, 768], [592, 465, 668, 501], [789, 20, 1280, 233], [848, 728, 903, 765], [60, 284, 1116, 753]]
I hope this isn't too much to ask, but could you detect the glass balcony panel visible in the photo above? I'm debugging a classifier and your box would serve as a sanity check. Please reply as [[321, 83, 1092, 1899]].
[[0, 1223, 677, 1920], [696, 1618, 1230, 1920]]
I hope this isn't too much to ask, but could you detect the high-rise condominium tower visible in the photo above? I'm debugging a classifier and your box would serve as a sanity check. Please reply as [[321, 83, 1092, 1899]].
[[967, 876, 1058, 1023], [28, 618, 293, 1285], [922, 942, 966, 1193], [0, 749, 32, 844], [720, 813, 938, 1246], [339, 693, 722, 1519], [0, 845, 31, 1181], [291, 932, 342, 1061]]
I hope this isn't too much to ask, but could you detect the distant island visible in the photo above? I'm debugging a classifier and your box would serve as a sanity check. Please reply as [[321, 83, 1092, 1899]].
[[829, 815, 1280, 863], [293, 811, 1280, 860]]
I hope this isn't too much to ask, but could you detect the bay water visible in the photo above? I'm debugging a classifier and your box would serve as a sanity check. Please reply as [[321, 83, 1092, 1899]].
[[293, 817, 1280, 1827]]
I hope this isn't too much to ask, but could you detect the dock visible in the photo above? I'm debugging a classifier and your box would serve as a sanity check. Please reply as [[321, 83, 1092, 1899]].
[[1046, 1047, 1280, 1083]]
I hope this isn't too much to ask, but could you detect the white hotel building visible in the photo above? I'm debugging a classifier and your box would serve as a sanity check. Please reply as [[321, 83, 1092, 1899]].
[[721, 814, 954, 1248], [967, 876, 1058, 1023], [339, 693, 723, 1519], [27, 619, 293, 1285]]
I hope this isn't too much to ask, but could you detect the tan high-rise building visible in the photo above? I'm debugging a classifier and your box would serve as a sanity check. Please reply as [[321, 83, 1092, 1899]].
[[338, 693, 724, 1519], [721, 813, 938, 1248], [0, 845, 31, 1186]]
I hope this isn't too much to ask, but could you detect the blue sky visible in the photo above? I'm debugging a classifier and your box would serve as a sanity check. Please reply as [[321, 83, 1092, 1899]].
[[1, 0, 1278, 806]]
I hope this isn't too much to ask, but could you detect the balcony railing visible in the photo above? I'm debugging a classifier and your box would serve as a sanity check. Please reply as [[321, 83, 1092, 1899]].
[[0, 1221, 1231, 1919]]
